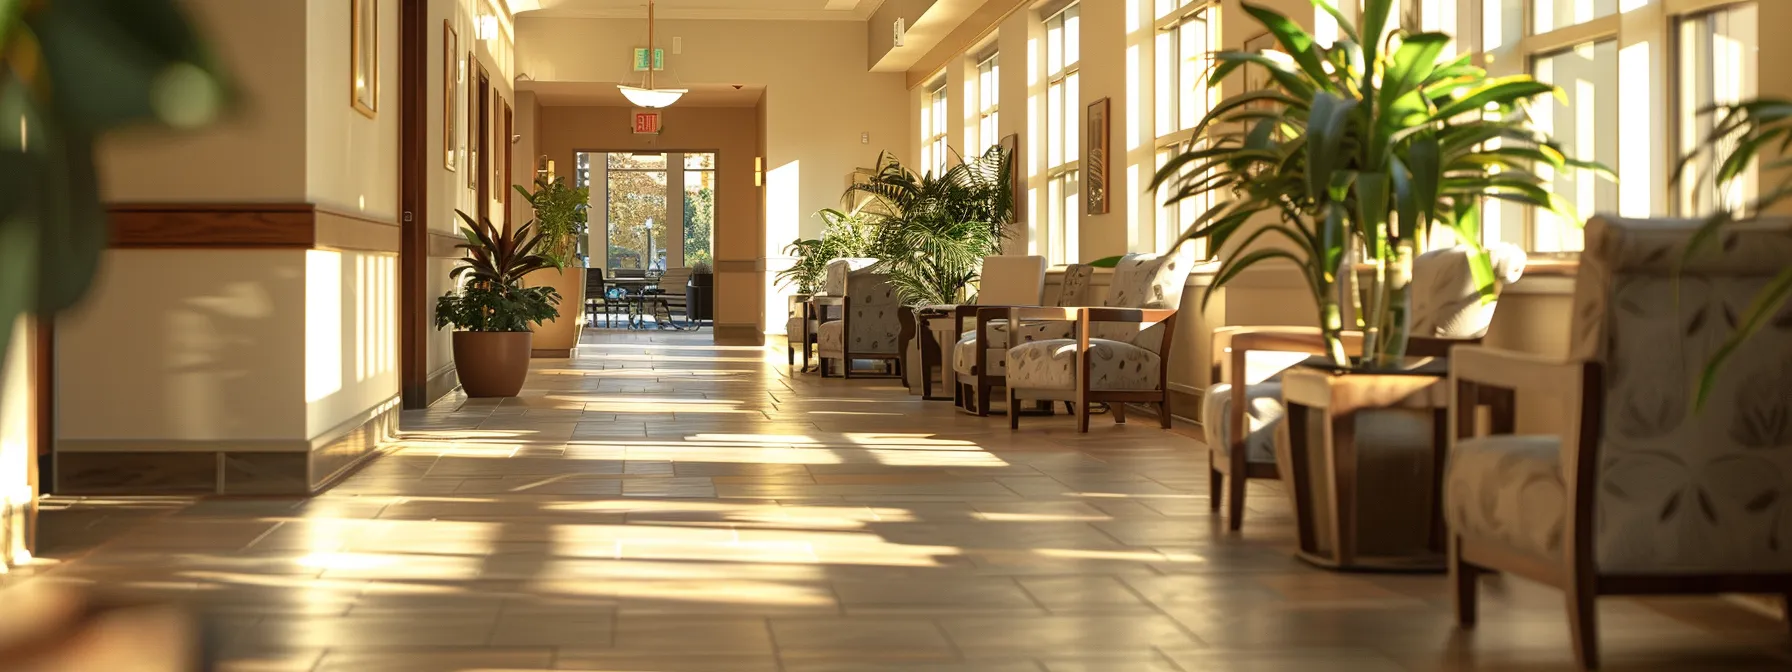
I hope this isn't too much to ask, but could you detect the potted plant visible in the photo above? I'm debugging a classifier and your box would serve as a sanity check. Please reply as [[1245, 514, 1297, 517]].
[[514, 176, 589, 356], [776, 208, 883, 295], [1152, 0, 1601, 367], [686, 259, 714, 324], [845, 146, 1014, 306], [436, 212, 561, 397]]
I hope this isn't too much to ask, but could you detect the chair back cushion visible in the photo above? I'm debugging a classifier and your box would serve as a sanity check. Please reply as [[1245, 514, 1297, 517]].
[[977, 255, 1048, 305], [845, 266, 902, 354], [658, 267, 694, 293], [1104, 251, 1193, 309], [1098, 251, 1194, 349], [1056, 264, 1096, 307], [1570, 216, 1792, 573], [1410, 243, 1527, 339], [823, 258, 879, 296]]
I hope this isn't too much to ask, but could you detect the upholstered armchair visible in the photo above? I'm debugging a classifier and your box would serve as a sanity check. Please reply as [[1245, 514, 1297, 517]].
[[951, 264, 1096, 415], [1205, 243, 1527, 531], [1446, 217, 1792, 669], [905, 255, 1048, 400], [812, 259, 903, 378], [791, 259, 876, 372], [1003, 252, 1195, 431]]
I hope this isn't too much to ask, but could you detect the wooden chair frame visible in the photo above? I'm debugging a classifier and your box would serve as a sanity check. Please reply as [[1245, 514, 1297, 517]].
[[786, 294, 816, 371], [810, 295, 902, 379], [1448, 345, 1792, 669], [1208, 327, 1473, 531], [902, 305, 958, 401], [951, 304, 1049, 416], [1003, 307, 1178, 433]]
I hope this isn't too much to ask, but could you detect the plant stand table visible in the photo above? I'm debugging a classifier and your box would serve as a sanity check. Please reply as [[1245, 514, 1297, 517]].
[[1276, 356, 1451, 573]]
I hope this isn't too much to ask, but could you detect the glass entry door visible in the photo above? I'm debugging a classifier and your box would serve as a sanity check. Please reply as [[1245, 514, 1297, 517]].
[[574, 151, 717, 273]]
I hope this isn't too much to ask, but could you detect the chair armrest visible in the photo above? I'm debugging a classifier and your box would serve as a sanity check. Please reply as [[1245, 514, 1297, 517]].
[[1449, 346, 1585, 396], [1210, 327, 1368, 388], [808, 295, 847, 323]]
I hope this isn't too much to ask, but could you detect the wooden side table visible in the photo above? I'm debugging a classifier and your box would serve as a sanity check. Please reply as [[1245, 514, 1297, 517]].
[[1276, 358, 1451, 572]]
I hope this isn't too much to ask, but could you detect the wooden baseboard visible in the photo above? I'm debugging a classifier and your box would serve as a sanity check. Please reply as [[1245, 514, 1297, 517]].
[[425, 363, 459, 407]]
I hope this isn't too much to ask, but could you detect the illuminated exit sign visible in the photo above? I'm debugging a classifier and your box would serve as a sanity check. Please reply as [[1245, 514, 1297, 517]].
[[633, 110, 662, 134], [632, 48, 665, 71]]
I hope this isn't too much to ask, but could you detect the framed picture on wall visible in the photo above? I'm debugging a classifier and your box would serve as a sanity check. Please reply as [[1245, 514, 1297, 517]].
[[1000, 133, 1022, 224], [1085, 98, 1110, 215], [467, 53, 479, 190], [443, 21, 458, 171], [350, 0, 378, 117]]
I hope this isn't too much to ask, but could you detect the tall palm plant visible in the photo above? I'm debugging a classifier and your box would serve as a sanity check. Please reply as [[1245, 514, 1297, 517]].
[[846, 146, 1014, 305], [776, 208, 881, 294], [1673, 97, 1792, 406], [1153, 0, 1605, 367]]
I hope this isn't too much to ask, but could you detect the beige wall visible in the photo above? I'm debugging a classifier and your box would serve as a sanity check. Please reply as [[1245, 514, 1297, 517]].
[[537, 105, 764, 334], [59, 250, 309, 441], [306, 0, 400, 219], [97, 0, 309, 203], [305, 249, 401, 439], [516, 16, 910, 325]]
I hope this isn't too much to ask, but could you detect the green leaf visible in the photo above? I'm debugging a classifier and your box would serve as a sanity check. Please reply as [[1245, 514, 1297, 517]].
[[1086, 255, 1125, 268], [1306, 91, 1359, 203], [1378, 32, 1451, 116], [1431, 78, 1557, 122], [1695, 266, 1792, 409], [1241, 2, 1332, 93]]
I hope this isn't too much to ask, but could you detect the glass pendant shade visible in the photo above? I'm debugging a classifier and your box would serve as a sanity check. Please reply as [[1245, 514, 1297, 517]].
[[618, 85, 686, 108]]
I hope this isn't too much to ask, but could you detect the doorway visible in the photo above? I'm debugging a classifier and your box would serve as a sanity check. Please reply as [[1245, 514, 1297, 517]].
[[575, 151, 715, 272]]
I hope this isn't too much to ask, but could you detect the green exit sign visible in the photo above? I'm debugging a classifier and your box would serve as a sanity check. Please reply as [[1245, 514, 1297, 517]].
[[632, 48, 665, 71]]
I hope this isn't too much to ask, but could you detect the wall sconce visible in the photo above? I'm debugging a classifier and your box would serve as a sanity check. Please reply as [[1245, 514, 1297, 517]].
[[755, 157, 763, 187], [476, 14, 498, 40]]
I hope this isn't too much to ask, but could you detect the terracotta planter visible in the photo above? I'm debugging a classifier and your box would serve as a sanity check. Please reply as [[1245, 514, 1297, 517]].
[[523, 266, 585, 357], [452, 331, 532, 397]]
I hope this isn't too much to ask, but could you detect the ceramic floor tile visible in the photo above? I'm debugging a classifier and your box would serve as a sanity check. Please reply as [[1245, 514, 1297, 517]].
[[10, 330, 1788, 672]]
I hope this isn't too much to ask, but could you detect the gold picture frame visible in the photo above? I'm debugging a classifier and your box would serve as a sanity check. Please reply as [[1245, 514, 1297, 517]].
[[350, 0, 378, 118], [443, 21, 458, 171], [1085, 98, 1110, 215]]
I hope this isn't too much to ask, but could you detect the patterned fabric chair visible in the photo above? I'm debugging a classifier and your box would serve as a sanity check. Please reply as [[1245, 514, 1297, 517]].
[[794, 258, 875, 373], [951, 263, 1097, 415], [1004, 252, 1195, 431], [1204, 243, 1527, 531], [905, 255, 1048, 401], [1446, 216, 1792, 669], [812, 259, 902, 378]]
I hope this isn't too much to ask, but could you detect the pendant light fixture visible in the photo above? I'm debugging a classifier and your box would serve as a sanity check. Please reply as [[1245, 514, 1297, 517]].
[[618, 0, 685, 108]]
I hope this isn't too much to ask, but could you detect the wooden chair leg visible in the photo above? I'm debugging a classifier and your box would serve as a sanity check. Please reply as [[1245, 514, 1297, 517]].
[[1008, 388, 1021, 430], [1226, 469, 1247, 531], [1567, 574, 1600, 670], [1159, 396, 1172, 429], [1076, 401, 1091, 432], [1112, 403, 1127, 424], [1780, 594, 1791, 635], [1208, 466, 1223, 512], [975, 381, 992, 417], [1063, 401, 1074, 415], [1451, 537, 1479, 628]]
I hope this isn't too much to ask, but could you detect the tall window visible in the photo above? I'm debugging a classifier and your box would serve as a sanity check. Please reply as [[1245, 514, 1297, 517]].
[[683, 153, 716, 266], [1155, 1, 1217, 256], [1677, 3, 1758, 216], [976, 53, 1001, 156], [1530, 41, 1618, 253], [1045, 3, 1081, 265], [922, 81, 950, 177]]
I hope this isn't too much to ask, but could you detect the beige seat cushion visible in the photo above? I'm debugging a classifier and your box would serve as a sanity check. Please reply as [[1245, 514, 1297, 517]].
[[1203, 383, 1284, 464], [1444, 435, 1567, 562], [1006, 338, 1161, 391], [952, 321, 1076, 376]]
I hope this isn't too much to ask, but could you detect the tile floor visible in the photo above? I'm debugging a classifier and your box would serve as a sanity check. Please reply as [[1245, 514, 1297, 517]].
[[8, 330, 1791, 671]]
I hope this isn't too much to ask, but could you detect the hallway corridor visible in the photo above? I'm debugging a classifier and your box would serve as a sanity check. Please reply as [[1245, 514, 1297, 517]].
[[16, 333, 1792, 671]]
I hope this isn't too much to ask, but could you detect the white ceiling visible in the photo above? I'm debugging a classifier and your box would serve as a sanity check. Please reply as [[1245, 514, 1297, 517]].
[[520, 80, 767, 107], [518, 0, 880, 21]]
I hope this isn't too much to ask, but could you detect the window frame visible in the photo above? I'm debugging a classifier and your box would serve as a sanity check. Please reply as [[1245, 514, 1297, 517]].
[[1044, 2, 1082, 265], [922, 80, 950, 177], [1154, 1, 1218, 257], [975, 52, 1001, 157]]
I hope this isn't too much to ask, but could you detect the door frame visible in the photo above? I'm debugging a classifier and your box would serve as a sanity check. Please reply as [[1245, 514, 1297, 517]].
[[399, 0, 428, 408]]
